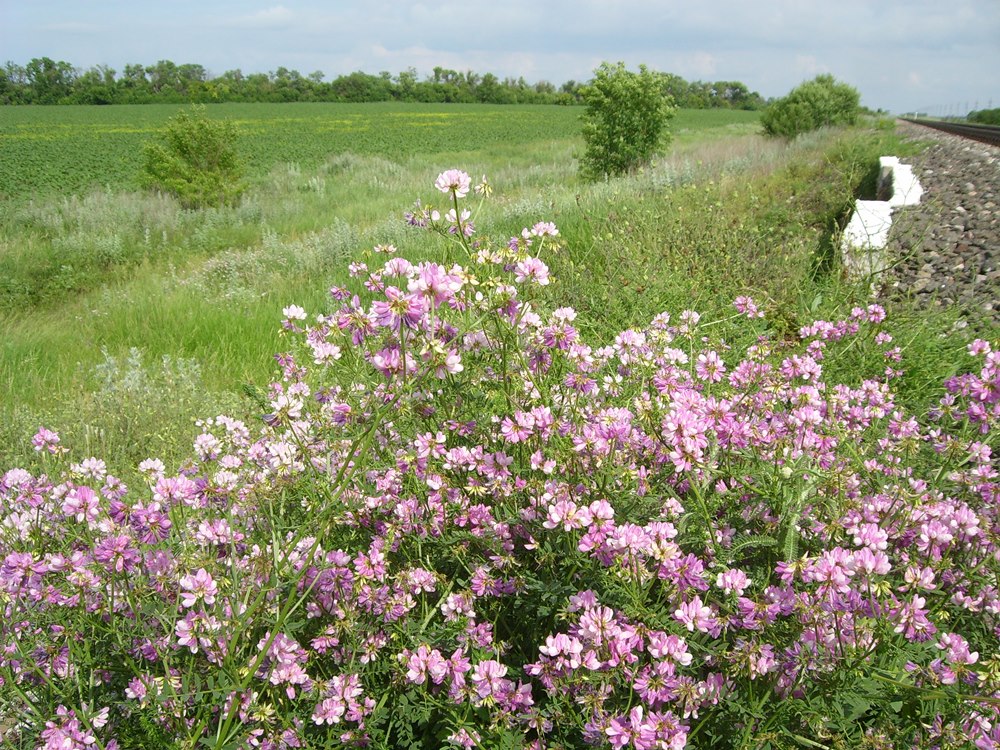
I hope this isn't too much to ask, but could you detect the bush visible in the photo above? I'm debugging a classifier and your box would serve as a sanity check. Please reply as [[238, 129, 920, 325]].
[[762, 75, 861, 138], [2, 171, 998, 749], [580, 62, 675, 180], [968, 108, 1000, 126], [142, 105, 244, 208]]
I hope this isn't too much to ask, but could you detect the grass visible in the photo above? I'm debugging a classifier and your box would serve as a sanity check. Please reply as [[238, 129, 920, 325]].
[[0, 110, 976, 477]]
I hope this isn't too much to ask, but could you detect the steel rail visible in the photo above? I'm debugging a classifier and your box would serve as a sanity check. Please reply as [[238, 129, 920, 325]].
[[900, 118, 1000, 148]]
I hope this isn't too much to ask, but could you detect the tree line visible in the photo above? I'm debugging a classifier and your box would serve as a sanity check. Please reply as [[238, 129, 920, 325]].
[[0, 57, 767, 109]]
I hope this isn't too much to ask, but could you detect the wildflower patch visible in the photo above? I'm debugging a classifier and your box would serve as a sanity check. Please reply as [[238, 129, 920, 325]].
[[2, 171, 997, 749]]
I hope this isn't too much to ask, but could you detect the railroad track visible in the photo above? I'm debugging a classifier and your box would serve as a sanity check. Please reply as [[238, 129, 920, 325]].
[[900, 118, 1000, 147]]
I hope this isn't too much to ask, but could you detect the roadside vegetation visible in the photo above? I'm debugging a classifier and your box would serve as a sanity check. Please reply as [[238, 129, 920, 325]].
[[2, 96, 996, 749]]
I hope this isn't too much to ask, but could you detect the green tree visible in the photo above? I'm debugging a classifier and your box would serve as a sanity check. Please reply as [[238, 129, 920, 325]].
[[579, 62, 675, 181], [120, 63, 150, 102], [395, 68, 418, 101], [72, 65, 117, 104], [147, 60, 180, 94], [476, 72, 509, 103], [25, 57, 76, 103], [142, 106, 243, 208], [761, 74, 861, 138], [330, 71, 392, 102]]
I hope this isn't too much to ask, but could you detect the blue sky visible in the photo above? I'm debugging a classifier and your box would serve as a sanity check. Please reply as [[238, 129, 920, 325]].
[[2, 0, 998, 114]]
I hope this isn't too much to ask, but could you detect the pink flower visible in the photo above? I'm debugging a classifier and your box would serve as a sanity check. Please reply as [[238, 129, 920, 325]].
[[695, 351, 726, 383], [968, 339, 992, 356], [538, 633, 585, 667], [446, 728, 482, 748], [893, 595, 937, 641], [647, 632, 692, 665], [312, 696, 346, 725], [470, 659, 509, 701], [500, 410, 535, 443], [381, 257, 413, 277], [543, 499, 593, 531], [733, 296, 764, 318], [282, 305, 307, 321], [312, 674, 369, 726], [514, 257, 550, 286], [32, 427, 63, 455], [179, 568, 218, 608], [175, 611, 220, 653], [937, 632, 979, 665], [716, 568, 751, 596], [434, 169, 472, 198], [849, 548, 891, 577], [530, 221, 559, 237], [93, 534, 140, 573], [606, 712, 637, 749], [404, 645, 450, 685], [40, 706, 96, 750], [372, 286, 428, 330], [62, 485, 100, 525], [673, 595, 719, 635], [408, 262, 463, 306], [445, 208, 474, 236]]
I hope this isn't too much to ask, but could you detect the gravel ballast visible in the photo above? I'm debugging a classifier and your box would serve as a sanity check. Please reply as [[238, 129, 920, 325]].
[[883, 120, 1000, 331]]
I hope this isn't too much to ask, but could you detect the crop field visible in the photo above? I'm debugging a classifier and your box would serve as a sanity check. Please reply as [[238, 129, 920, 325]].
[[0, 103, 759, 199]]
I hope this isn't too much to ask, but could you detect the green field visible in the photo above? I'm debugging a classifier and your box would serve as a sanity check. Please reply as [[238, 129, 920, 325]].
[[0, 103, 759, 198]]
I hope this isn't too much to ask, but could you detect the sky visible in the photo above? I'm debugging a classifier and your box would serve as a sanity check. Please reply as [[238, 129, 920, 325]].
[[2, 0, 998, 115]]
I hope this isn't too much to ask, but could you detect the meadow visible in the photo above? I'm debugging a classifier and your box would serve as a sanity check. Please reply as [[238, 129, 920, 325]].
[[2, 104, 997, 749]]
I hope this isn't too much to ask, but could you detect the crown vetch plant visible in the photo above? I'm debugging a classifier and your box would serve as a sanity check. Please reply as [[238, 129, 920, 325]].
[[2, 171, 998, 749]]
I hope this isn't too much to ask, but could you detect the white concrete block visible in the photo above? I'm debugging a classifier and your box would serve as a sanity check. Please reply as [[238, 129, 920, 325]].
[[886, 164, 923, 207], [840, 155, 923, 281], [844, 200, 894, 249]]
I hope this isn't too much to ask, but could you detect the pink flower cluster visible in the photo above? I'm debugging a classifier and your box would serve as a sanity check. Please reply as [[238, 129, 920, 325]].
[[1, 170, 997, 749]]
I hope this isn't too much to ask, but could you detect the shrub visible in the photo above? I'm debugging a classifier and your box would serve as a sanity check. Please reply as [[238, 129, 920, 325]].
[[968, 108, 1000, 126], [580, 62, 675, 180], [2, 172, 998, 749], [142, 105, 244, 208], [762, 75, 861, 138]]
